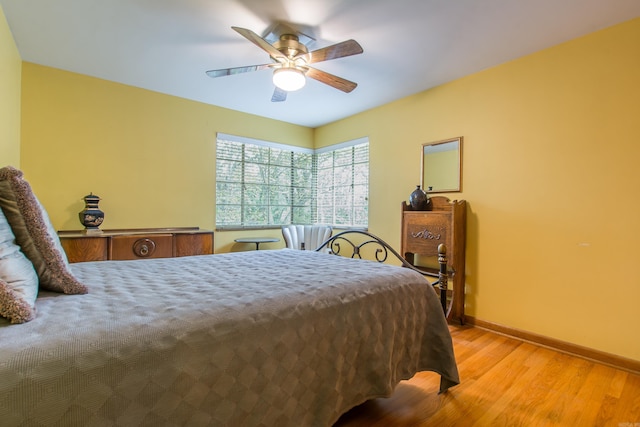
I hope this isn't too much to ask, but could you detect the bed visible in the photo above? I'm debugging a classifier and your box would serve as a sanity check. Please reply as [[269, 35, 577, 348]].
[[0, 167, 459, 427]]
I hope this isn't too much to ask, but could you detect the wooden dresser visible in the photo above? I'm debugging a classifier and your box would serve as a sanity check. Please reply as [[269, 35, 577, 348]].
[[58, 227, 214, 263], [401, 196, 466, 323]]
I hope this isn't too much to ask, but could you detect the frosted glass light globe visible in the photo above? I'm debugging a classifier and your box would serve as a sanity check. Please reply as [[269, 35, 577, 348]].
[[273, 68, 306, 92]]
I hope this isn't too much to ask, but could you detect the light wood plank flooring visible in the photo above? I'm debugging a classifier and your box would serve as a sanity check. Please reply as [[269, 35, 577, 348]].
[[334, 325, 640, 427]]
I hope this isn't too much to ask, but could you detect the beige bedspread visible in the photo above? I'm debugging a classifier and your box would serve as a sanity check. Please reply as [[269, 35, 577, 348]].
[[0, 249, 459, 426]]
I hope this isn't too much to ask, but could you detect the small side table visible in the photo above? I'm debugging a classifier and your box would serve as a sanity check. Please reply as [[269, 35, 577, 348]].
[[234, 237, 280, 250]]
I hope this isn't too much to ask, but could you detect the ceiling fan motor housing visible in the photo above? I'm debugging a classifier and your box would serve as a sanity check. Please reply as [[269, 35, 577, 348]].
[[273, 34, 308, 60]]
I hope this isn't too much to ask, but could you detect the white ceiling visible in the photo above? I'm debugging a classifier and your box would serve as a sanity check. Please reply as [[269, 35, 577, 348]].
[[2, 0, 639, 128]]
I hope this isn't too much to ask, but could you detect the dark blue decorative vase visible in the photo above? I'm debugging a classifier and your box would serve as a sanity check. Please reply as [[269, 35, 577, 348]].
[[409, 185, 431, 211], [79, 193, 104, 231]]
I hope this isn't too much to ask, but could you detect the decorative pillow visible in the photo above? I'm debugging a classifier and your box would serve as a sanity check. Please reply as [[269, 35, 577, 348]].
[[0, 207, 38, 323], [0, 166, 87, 295]]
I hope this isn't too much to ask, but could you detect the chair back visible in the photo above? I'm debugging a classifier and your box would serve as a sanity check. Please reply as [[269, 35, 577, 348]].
[[303, 225, 332, 251], [282, 225, 332, 250], [282, 225, 305, 250]]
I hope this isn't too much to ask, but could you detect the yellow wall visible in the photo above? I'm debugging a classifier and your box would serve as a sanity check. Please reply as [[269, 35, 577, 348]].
[[0, 6, 21, 166], [316, 18, 640, 361], [19, 64, 313, 253]]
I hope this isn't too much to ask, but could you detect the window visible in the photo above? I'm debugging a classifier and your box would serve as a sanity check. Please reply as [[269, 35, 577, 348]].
[[315, 138, 369, 228], [216, 134, 314, 229], [216, 133, 368, 229]]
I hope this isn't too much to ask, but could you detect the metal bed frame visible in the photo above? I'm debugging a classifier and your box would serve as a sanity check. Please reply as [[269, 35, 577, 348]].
[[316, 230, 450, 316]]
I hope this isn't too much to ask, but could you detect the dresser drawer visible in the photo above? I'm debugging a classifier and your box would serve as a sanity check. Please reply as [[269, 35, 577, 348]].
[[60, 236, 108, 263], [174, 232, 214, 257], [110, 234, 173, 260]]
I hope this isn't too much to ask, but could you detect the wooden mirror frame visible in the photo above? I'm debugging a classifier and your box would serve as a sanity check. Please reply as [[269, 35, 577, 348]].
[[421, 136, 462, 193]]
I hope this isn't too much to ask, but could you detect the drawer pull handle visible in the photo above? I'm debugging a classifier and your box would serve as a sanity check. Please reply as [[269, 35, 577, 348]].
[[133, 238, 156, 257]]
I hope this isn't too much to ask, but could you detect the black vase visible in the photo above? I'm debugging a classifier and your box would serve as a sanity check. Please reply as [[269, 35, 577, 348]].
[[79, 193, 104, 230], [409, 185, 431, 211]]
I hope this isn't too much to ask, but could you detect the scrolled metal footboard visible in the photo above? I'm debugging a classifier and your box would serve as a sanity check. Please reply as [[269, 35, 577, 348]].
[[315, 230, 450, 315]]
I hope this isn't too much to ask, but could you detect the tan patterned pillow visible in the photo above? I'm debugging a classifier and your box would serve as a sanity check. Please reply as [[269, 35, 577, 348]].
[[0, 166, 87, 295], [0, 207, 38, 323]]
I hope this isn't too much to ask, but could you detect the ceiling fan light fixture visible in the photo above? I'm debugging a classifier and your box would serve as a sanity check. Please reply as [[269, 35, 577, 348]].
[[273, 67, 306, 92]]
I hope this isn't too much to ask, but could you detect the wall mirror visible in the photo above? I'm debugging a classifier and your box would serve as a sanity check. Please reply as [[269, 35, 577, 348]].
[[421, 136, 462, 193]]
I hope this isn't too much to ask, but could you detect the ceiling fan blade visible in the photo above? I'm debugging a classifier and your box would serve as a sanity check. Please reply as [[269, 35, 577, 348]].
[[232, 26, 286, 61], [271, 87, 287, 102], [305, 67, 358, 93], [206, 64, 273, 78], [297, 39, 363, 64]]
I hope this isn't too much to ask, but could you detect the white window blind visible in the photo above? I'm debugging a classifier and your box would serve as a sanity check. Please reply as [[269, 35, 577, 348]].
[[315, 138, 369, 228], [216, 133, 368, 230]]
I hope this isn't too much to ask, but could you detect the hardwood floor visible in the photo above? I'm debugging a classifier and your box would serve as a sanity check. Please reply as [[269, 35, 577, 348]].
[[334, 325, 640, 427]]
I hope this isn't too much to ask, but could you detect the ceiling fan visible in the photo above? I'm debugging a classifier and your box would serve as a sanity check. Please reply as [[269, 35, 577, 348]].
[[206, 26, 363, 102]]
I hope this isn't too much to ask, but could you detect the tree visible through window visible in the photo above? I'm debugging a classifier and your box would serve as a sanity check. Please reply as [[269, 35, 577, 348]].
[[216, 134, 369, 230]]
